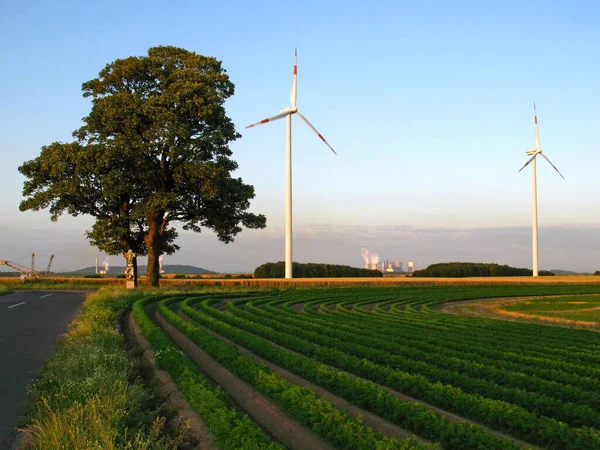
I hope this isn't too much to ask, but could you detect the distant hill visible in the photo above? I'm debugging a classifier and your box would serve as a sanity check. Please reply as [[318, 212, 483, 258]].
[[549, 269, 587, 275], [65, 265, 216, 275]]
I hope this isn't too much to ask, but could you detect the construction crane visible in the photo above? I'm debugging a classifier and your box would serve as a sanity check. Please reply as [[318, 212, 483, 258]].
[[45, 254, 54, 274], [1, 254, 55, 278], [0, 260, 41, 278]]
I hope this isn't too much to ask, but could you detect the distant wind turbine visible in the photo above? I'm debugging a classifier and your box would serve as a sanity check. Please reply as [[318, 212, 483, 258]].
[[246, 49, 336, 279], [518, 103, 564, 277]]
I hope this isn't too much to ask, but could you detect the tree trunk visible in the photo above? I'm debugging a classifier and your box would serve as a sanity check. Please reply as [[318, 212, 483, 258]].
[[145, 211, 163, 287], [133, 256, 138, 288]]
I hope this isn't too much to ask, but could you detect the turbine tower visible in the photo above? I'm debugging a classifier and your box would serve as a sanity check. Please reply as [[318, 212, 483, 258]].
[[246, 49, 336, 279], [518, 103, 564, 276]]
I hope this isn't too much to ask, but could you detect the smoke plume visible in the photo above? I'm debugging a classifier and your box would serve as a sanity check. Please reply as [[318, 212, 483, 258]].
[[360, 247, 371, 265], [361, 248, 379, 265]]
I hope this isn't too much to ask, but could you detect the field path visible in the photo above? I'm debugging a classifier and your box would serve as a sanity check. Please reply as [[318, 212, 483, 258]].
[[0, 290, 84, 450]]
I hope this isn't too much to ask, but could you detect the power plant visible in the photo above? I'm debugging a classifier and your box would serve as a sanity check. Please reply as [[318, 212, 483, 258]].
[[361, 248, 414, 273]]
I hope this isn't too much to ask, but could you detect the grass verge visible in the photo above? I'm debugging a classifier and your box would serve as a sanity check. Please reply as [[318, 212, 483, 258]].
[[3, 279, 105, 291], [17, 287, 190, 449]]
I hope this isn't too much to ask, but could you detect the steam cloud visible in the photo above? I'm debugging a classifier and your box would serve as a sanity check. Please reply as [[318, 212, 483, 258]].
[[360, 248, 379, 265]]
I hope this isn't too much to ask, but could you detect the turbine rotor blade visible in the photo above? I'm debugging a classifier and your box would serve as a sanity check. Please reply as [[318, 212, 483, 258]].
[[291, 48, 297, 108], [539, 153, 565, 179], [295, 111, 337, 155], [518, 153, 537, 172], [533, 102, 541, 149], [246, 109, 293, 129]]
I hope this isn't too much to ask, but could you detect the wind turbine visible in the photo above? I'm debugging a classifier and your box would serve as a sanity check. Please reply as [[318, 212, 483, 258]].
[[518, 103, 564, 276], [246, 49, 336, 279]]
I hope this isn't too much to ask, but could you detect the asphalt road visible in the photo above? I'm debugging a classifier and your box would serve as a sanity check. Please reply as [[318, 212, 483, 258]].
[[0, 291, 84, 449]]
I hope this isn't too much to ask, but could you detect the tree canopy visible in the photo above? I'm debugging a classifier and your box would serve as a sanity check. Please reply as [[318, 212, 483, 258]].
[[19, 46, 266, 286], [254, 262, 382, 278]]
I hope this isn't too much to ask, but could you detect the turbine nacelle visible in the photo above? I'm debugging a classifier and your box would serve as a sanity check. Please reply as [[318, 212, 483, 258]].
[[526, 149, 541, 156], [279, 107, 298, 114]]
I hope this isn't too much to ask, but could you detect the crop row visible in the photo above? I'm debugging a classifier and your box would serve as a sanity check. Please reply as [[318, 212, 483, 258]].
[[259, 296, 600, 398], [262, 294, 600, 387], [132, 295, 285, 450], [153, 295, 431, 450], [311, 292, 600, 367], [172, 295, 525, 449], [185, 293, 600, 449], [242, 297, 600, 425]]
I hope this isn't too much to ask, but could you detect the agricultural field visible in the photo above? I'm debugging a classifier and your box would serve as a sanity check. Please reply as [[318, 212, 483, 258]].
[[443, 294, 600, 330], [502, 295, 600, 323], [133, 283, 600, 449]]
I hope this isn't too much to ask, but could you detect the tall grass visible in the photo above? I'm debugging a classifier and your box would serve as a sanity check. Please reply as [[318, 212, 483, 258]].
[[19, 287, 189, 449], [1, 278, 108, 290], [0, 284, 9, 295]]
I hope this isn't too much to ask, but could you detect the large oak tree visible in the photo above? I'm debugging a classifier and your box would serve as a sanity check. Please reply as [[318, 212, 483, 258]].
[[19, 46, 266, 286]]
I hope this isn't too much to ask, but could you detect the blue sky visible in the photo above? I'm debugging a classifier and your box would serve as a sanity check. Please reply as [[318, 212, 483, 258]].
[[1, 0, 599, 272]]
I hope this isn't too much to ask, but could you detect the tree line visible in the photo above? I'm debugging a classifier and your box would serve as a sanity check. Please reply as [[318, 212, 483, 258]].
[[412, 262, 555, 277], [254, 262, 383, 278]]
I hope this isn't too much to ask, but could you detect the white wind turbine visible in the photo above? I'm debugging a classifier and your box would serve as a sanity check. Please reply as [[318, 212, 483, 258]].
[[518, 103, 564, 276], [246, 49, 336, 279]]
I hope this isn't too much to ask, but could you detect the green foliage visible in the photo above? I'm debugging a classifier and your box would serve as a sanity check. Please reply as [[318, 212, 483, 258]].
[[19, 46, 266, 287], [595, 270, 600, 275], [412, 262, 556, 277], [254, 261, 382, 278]]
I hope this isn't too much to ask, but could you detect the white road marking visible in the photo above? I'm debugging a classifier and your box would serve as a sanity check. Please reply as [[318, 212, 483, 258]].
[[7, 302, 26, 309], [40, 294, 52, 298]]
